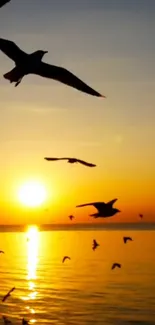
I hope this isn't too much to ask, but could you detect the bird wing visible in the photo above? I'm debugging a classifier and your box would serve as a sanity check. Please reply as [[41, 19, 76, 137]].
[[62, 256, 70, 263], [8, 287, 15, 295], [76, 202, 105, 211], [44, 157, 60, 161], [2, 294, 7, 302], [0, 38, 27, 63], [75, 159, 96, 167], [44, 157, 70, 161], [126, 237, 132, 241], [112, 263, 121, 269], [34, 62, 105, 98], [106, 198, 118, 207], [0, 0, 10, 8]]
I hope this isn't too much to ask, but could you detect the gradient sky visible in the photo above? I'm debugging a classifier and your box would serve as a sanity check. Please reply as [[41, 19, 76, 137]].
[[0, 0, 155, 224]]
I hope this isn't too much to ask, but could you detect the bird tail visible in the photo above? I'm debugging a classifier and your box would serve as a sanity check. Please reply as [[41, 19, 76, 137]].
[[3, 67, 22, 86]]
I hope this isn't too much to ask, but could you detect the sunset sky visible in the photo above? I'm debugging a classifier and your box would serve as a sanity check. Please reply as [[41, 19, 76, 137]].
[[0, 0, 155, 224]]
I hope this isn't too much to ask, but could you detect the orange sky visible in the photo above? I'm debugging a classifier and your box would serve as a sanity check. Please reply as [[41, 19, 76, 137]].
[[0, 1, 155, 224]]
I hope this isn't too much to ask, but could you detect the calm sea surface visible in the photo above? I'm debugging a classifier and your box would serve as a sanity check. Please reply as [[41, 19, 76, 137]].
[[0, 225, 155, 325]]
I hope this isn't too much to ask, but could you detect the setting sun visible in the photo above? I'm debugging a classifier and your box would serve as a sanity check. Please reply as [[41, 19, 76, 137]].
[[18, 181, 47, 207]]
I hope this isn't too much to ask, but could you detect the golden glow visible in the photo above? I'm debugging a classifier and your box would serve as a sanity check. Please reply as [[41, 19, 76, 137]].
[[27, 225, 39, 281], [23, 224, 39, 322], [18, 181, 47, 207]]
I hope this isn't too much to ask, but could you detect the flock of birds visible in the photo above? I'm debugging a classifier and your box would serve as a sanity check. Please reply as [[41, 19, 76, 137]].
[[0, 0, 145, 324]]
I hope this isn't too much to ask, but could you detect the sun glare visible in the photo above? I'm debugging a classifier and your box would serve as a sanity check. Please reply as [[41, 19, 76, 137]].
[[18, 181, 47, 207]]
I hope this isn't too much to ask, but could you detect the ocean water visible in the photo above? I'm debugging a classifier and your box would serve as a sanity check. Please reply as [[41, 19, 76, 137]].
[[0, 225, 155, 325]]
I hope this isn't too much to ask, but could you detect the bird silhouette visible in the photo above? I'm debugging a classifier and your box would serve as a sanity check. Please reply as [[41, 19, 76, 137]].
[[111, 263, 121, 270], [0, 250, 4, 253], [2, 316, 12, 325], [44, 157, 96, 167], [76, 199, 120, 218], [2, 287, 15, 302], [139, 214, 143, 219], [123, 237, 132, 244], [0, 0, 10, 8], [92, 239, 99, 250], [62, 256, 71, 263], [69, 215, 74, 221], [0, 38, 105, 98]]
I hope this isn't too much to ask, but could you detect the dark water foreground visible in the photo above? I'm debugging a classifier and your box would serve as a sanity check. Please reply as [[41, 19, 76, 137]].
[[0, 225, 155, 324]]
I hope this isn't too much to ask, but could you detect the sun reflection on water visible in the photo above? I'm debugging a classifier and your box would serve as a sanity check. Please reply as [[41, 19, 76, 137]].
[[26, 225, 39, 323]]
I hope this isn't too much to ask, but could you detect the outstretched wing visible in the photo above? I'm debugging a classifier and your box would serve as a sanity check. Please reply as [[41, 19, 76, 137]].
[[8, 287, 15, 295], [106, 198, 118, 207], [76, 202, 105, 211], [44, 157, 70, 161], [34, 62, 105, 98], [0, 38, 27, 63], [62, 256, 70, 263], [0, 0, 10, 8], [44, 157, 60, 161], [76, 159, 96, 167]]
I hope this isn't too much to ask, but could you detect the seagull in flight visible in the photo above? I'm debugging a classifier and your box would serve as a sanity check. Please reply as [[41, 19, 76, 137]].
[[69, 215, 74, 221], [44, 157, 96, 167], [2, 287, 15, 302], [0, 0, 11, 8], [123, 237, 132, 244], [139, 214, 143, 219], [92, 239, 99, 250], [62, 256, 71, 263], [0, 250, 4, 253], [0, 38, 105, 98], [111, 263, 121, 270], [76, 199, 120, 218]]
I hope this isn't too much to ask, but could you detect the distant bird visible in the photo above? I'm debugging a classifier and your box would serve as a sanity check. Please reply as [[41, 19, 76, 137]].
[[44, 157, 96, 167], [139, 214, 143, 219], [22, 319, 29, 325], [123, 237, 132, 244], [92, 239, 99, 250], [0, 250, 4, 253], [76, 199, 120, 218], [2, 316, 12, 325], [0, 38, 105, 98], [69, 215, 74, 221], [62, 256, 71, 263], [0, 0, 11, 8], [111, 263, 121, 270], [2, 287, 15, 302]]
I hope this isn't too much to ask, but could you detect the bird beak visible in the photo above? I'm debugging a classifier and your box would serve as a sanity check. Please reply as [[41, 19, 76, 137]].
[[44, 51, 48, 54]]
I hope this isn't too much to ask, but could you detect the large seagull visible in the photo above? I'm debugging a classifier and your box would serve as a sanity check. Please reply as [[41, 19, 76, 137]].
[[76, 199, 120, 218], [0, 38, 105, 98]]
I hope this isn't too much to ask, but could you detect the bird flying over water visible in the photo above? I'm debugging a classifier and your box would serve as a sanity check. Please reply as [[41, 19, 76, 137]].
[[139, 214, 143, 219], [0, 250, 4, 253], [0, 0, 11, 8], [92, 239, 99, 250], [69, 215, 74, 221], [44, 157, 96, 167], [0, 38, 105, 98], [62, 256, 71, 263], [76, 199, 120, 218], [2, 287, 15, 302], [111, 263, 121, 270], [123, 237, 132, 244]]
